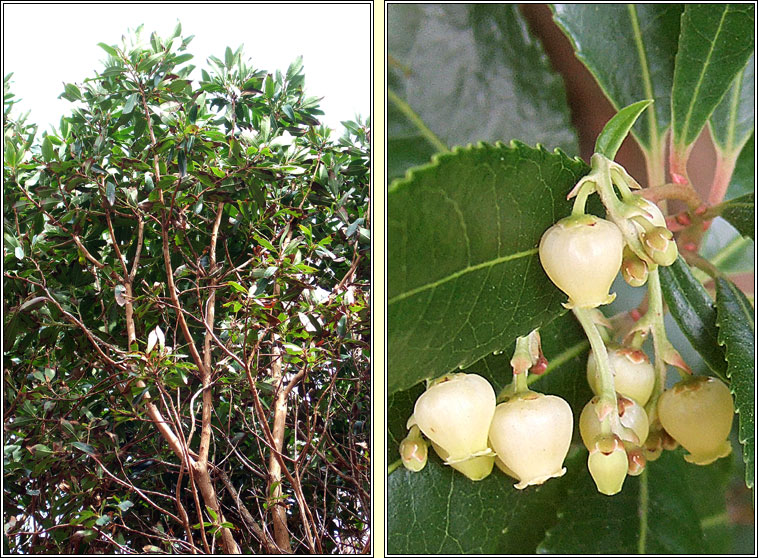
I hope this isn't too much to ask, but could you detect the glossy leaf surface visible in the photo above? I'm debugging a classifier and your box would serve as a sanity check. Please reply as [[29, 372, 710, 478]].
[[594, 99, 653, 160], [539, 450, 733, 554], [715, 277, 755, 488], [714, 192, 755, 240], [709, 53, 754, 155], [388, 142, 588, 394], [659, 259, 727, 377], [671, 4, 755, 151], [552, 4, 682, 153]]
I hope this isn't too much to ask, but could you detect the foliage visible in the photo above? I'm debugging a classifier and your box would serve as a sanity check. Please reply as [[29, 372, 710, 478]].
[[387, 4, 753, 554], [4, 24, 370, 554]]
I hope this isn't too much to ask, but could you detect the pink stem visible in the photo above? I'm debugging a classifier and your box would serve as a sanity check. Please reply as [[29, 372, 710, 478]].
[[708, 151, 738, 207]]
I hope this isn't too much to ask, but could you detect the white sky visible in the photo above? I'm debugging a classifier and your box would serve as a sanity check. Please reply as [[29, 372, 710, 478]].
[[2, 2, 371, 134]]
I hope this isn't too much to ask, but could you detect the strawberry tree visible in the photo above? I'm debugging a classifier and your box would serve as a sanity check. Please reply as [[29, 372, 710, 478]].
[[388, 4, 753, 554], [3, 24, 370, 554]]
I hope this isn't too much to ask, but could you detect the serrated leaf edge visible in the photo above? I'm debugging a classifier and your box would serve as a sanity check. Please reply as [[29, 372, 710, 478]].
[[388, 140, 588, 192], [714, 277, 755, 488]]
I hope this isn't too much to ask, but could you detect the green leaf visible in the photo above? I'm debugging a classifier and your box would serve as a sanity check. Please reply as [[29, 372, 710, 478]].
[[713, 192, 754, 240], [224, 46, 233, 69], [671, 4, 755, 151], [172, 53, 193, 65], [254, 234, 276, 252], [123, 93, 138, 115], [388, 4, 577, 181], [264, 74, 275, 99], [281, 104, 295, 121], [3, 139, 16, 167], [552, 4, 682, 153], [97, 42, 119, 57], [63, 83, 82, 101], [30, 444, 53, 457], [594, 99, 653, 160], [726, 133, 754, 200], [659, 258, 727, 377], [699, 218, 754, 277], [227, 281, 247, 294], [709, 53, 754, 155], [118, 500, 134, 512], [106, 181, 116, 206], [540, 450, 733, 553], [388, 455, 566, 554], [286, 55, 303, 79], [72, 441, 96, 455], [41, 136, 55, 162], [715, 277, 754, 488], [388, 142, 589, 394]]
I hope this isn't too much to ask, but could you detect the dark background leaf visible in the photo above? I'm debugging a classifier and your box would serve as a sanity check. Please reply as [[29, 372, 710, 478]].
[[715, 192, 755, 240], [726, 133, 754, 200], [539, 449, 734, 554], [388, 450, 568, 554], [388, 4, 578, 181]]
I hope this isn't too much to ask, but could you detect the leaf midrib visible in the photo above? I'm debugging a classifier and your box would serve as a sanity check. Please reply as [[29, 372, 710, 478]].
[[628, 5, 660, 151], [677, 6, 730, 147], [388, 247, 538, 305]]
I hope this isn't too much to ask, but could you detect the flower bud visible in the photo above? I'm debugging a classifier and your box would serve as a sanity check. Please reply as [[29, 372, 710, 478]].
[[621, 245, 649, 287], [657, 376, 733, 465], [588, 435, 628, 495], [643, 429, 664, 462], [626, 447, 647, 476], [489, 391, 573, 489], [579, 395, 649, 449], [642, 226, 678, 266], [587, 346, 655, 406], [399, 425, 428, 472], [627, 196, 667, 228], [412, 373, 496, 470], [539, 215, 623, 308]]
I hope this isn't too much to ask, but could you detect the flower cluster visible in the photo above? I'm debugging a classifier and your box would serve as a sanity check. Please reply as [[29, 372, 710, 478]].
[[537, 153, 734, 495], [401, 372, 573, 488], [398, 154, 736, 498]]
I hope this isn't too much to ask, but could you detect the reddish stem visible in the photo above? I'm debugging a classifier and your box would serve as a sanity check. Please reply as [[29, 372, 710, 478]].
[[708, 151, 738, 207]]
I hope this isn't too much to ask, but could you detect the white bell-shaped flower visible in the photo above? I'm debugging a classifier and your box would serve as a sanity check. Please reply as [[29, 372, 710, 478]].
[[412, 374, 496, 469], [539, 214, 623, 308], [488, 391, 573, 489]]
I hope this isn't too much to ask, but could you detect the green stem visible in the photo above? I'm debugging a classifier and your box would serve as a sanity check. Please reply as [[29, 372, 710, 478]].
[[590, 154, 655, 265], [639, 182, 702, 210], [645, 268, 669, 403], [573, 307, 618, 433], [387, 88, 448, 154], [571, 182, 592, 216], [513, 370, 529, 394], [637, 468, 649, 554], [388, 458, 403, 475]]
